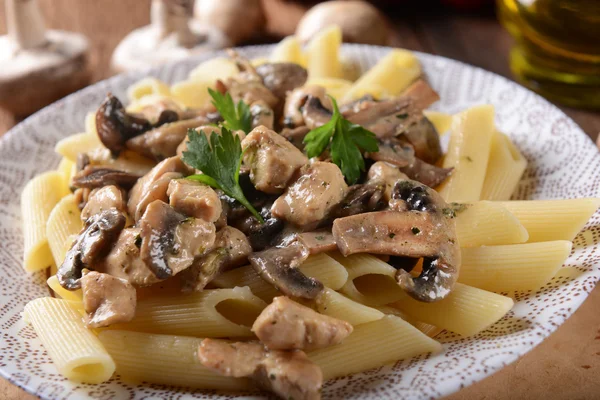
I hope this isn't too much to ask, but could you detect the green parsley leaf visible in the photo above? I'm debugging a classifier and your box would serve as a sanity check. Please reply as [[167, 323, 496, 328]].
[[303, 96, 378, 184], [182, 127, 264, 223], [208, 88, 252, 134]]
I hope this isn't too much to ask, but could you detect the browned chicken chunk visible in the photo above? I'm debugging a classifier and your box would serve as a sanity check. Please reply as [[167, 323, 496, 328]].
[[242, 126, 308, 194], [199, 339, 323, 400], [81, 185, 127, 221], [81, 270, 136, 328], [167, 179, 222, 222], [271, 161, 348, 229], [252, 296, 353, 351]]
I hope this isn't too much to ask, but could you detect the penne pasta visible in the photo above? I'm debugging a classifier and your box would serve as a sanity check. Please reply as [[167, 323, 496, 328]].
[[375, 306, 443, 338], [251, 57, 269, 67], [47, 275, 83, 302], [314, 288, 384, 326], [497, 198, 600, 242], [306, 25, 343, 79], [212, 253, 348, 301], [46, 194, 82, 267], [170, 79, 212, 108], [424, 111, 453, 135], [24, 297, 115, 383], [85, 112, 97, 137], [438, 105, 496, 201], [22, 171, 69, 272], [343, 49, 421, 102], [391, 283, 514, 337], [331, 253, 404, 306], [55, 132, 102, 162], [87, 148, 155, 176], [309, 315, 441, 380], [270, 36, 306, 66], [459, 241, 573, 292], [56, 157, 75, 188], [127, 77, 171, 102], [480, 131, 527, 200], [112, 287, 266, 337], [305, 77, 353, 101], [188, 57, 239, 83], [454, 201, 528, 247], [99, 330, 251, 390]]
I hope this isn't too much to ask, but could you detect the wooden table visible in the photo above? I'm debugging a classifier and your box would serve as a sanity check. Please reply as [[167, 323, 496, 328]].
[[1, 1, 599, 399]]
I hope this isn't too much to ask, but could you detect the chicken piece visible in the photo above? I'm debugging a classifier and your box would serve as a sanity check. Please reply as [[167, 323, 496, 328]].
[[180, 226, 252, 292], [250, 100, 275, 130], [241, 126, 308, 194], [128, 156, 190, 221], [368, 161, 409, 201], [167, 179, 222, 222], [284, 85, 331, 128], [81, 270, 136, 328], [271, 161, 348, 229], [81, 185, 128, 221], [139, 200, 216, 279], [199, 339, 322, 400], [252, 296, 352, 351], [96, 227, 161, 287]]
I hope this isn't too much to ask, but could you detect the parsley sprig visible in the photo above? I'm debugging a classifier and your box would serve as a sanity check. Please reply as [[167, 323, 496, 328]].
[[303, 97, 379, 184], [182, 127, 264, 223], [208, 88, 252, 134]]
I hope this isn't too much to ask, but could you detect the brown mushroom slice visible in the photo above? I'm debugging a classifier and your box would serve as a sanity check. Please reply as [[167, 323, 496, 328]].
[[57, 209, 126, 290], [325, 181, 387, 221], [252, 296, 353, 351], [167, 179, 222, 222], [367, 161, 409, 201], [81, 185, 127, 222], [401, 79, 441, 111], [401, 117, 443, 164], [295, 231, 337, 255], [241, 126, 308, 194], [280, 126, 310, 151], [139, 200, 216, 279], [199, 339, 323, 400], [180, 226, 251, 292], [400, 158, 453, 189], [284, 86, 331, 128], [366, 138, 415, 168], [96, 94, 154, 156], [345, 96, 418, 138], [255, 62, 308, 103], [301, 95, 334, 129], [71, 166, 141, 190], [339, 94, 375, 115], [81, 270, 136, 328], [126, 116, 209, 161], [249, 243, 324, 300]]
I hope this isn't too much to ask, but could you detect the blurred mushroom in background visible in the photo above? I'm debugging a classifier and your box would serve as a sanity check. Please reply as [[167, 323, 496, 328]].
[[0, 0, 91, 117], [194, 0, 266, 45], [111, 0, 231, 73]]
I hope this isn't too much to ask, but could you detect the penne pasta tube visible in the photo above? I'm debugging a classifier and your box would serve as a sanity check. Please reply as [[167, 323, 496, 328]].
[[314, 288, 384, 326], [127, 77, 171, 102], [212, 253, 348, 301], [497, 198, 600, 242], [55, 132, 102, 162], [170, 79, 212, 108], [56, 157, 75, 188], [480, 131, 527, 201], [454, 201, 528, 247], [188, 57, 239, 83], [391, 283, 514, 337], [375, 306, 444, 338], [270, 36, 307, 66], [331, 253, 404, 306], [305, 77, 353, 101], [309, 315, 441, 380], [112, 287, 266, 337], [306, 25, 343, 79], [46, 194, 82, 267], [24, 297, 115, 383], [47, 275, 83, 302], [458, 241, 573, 292], [424, 111, 452, 134], [22, 171, 69, 272], [438, 105, 496, 202], [343, 49, 421, 102], [99, 330, 251, 390], [85, 112, 97, 137]]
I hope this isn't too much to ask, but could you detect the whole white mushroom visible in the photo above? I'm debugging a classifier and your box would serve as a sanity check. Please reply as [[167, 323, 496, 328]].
[[194, 0, 265, 45], [0, 0, 91, 117], [296, 1, 389, 46]]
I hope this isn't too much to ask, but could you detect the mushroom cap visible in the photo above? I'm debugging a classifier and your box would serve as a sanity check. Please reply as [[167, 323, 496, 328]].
[[0, 30, 91, 117], [296, 1, 389, 46], [110, 22, 231, 73], [194, 0, 265, 44]]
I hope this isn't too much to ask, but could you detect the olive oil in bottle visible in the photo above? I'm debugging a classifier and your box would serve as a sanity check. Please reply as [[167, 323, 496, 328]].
[[497, 0, 600, 108]]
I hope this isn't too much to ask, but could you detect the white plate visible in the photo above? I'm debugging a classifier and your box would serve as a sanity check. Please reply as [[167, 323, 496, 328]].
[[1, 44, 599, 400]]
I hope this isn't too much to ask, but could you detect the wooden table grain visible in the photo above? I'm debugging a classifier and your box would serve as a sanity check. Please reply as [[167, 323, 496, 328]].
[[1, 1, 599, 399]]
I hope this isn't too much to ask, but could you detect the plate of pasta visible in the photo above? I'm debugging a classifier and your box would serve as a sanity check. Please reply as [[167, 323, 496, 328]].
[[2, 26, 600, 400]]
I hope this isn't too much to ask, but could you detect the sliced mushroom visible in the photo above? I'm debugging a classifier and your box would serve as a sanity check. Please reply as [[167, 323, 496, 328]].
[[241, 126, 308, 194], [280, 126, 310, 151], [81, 270, 136, 328], [401, 79, 441, 111], [198, 339, 322, 400], [284, 85, 331, 128], [96, 93, 154, 155], [255, 62, 308, 103], [339, 94, 375, 115], [126, 116, 210, 161], [401, 117, 443, 164], [224, 51, 279, 109], [139, 200, 216, 279], [180, 226, 252, 292], [57, 209, 126, 290], [324, 181, 387, 222], [295, 231, 337, 255], [71, 166, 141, 190], [252, 296, 352, 351], [301, 95, 333, 130], [81, 185, 127, 222], [249, 243, 323, 299], [400, 158, 453, 189], [367, 161, 409, 201], [366, 138, 415, 168]]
